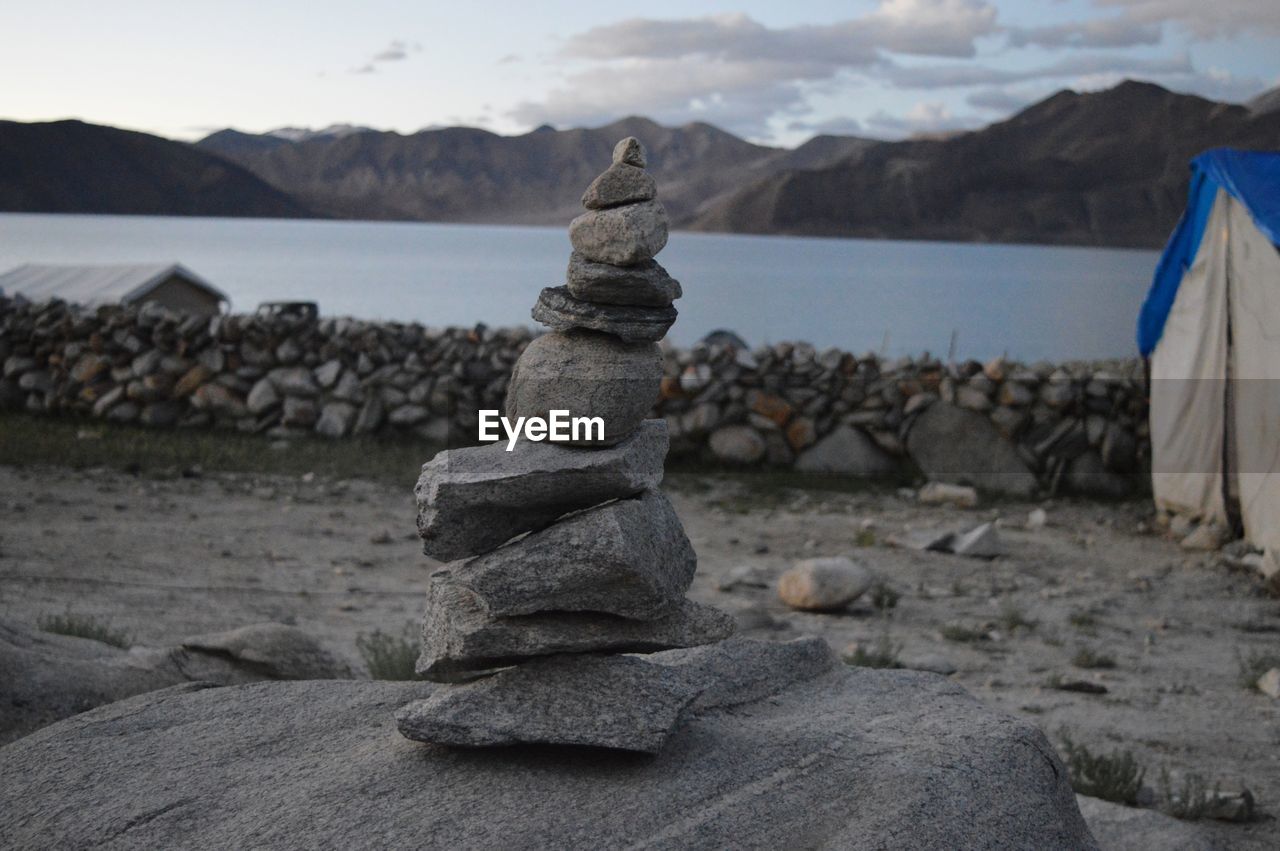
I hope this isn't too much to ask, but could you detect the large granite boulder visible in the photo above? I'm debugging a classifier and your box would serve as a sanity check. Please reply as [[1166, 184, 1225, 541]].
[[0, 642, 1097, 849], [906, 401, 1038, 497], [0, 619, 352, 744]]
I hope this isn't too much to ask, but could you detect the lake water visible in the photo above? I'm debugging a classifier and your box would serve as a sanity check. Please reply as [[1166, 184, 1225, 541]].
[[0, 213, 1160, 361]]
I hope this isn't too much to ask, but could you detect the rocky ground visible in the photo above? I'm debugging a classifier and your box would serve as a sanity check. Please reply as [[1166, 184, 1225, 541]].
[[2, 461, 1277, 847]]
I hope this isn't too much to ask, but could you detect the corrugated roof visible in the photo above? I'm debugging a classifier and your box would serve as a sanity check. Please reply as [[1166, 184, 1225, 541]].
[[0, 263, 229, 308]]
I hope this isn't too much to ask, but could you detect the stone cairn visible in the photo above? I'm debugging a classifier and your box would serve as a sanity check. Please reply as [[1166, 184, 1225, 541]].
[[395, 138, 737, 753]]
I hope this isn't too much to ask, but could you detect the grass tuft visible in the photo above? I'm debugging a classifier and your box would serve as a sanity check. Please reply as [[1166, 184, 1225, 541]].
[[940, 623, 989, 643], [357, 625, 420, 680], [1059, 733, 1146, 805], [869, 580, 900, 612], [38, 611, 131, 648], [1072, 648, 1117, 670], [843, 632, 902, 669], [997, 598, 1036, 633]]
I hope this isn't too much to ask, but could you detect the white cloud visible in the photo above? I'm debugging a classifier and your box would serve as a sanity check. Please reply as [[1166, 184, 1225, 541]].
[[1007, 17, 1162, 49], [882, 52, 1194, 89], [1097, 0, 1280, 39], [866, 100, 983, 135], [513, 2, 1001, 135]]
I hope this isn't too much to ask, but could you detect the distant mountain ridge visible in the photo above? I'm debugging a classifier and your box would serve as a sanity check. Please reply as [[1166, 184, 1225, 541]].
[[688, 81, 1280, 247], [0, 120, 312, 218], [3, 81, 1277, 247], [197, 117, 799, 226]]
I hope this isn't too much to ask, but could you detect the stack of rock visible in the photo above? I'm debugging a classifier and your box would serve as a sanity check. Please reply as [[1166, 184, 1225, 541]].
[[396, 138, 736, 753]]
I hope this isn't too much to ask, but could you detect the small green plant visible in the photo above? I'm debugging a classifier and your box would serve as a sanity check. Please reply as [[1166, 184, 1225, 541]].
[[1059, 733, 1145, 805], [843, 632, 902, 669], [1068, 610, 1098, 629], [940, 623, 988, 643], [357, 626, 420, 680], [38, 611, 131, 648], [997, 599, 1036, 633], [854, 528, 877, 547], [869, 580, 900, 612], [1236, 647, 1280, 691], [1072, 648, 1117, 670]]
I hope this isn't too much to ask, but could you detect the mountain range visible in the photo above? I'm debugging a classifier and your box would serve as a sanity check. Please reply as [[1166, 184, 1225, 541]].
[[2, 81, 1278, 248]]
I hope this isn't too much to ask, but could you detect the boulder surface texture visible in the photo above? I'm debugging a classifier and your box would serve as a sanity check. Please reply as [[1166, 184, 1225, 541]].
[[0, 639, 1097, 850]]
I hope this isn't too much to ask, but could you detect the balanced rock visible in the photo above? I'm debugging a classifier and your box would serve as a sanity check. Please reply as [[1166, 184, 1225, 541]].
[[415, 419, 667, 561], [581, 163, 657, 210], [569, 200, 669, 266], [442, 489, 695, 620], [398, 637, 836, 753], [565, 252, 682, 307], [397, 653, 698, 753], [416, 583, 735, 681], [612, 135, 646, 167], [532, 286, 676, 343], [504, 329, 663, 446]]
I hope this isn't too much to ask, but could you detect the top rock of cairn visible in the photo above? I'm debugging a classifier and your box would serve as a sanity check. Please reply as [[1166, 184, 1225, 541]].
[[398, 138, 747, 754]]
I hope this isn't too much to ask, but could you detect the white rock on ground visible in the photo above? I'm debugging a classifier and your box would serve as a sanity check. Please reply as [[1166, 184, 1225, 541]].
[[918, 481, 980, 508], [777, 556, 874, 611]]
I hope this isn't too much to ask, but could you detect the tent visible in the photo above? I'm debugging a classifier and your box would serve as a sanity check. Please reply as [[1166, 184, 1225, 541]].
[[1137, 148, 1280, 559], [0, 263, 228, 316]]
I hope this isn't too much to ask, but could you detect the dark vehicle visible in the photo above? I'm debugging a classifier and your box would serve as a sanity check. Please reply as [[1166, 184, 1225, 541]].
[[255, 301, 318, 321]]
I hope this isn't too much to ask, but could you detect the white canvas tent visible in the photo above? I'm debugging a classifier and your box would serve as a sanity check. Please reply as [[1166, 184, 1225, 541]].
[[0, 263, 228, 316], [1138, 149, 1280, 560]]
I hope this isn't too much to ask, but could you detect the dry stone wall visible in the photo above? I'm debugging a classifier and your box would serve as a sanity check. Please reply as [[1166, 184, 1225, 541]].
[[0, 296, 1149, 495]]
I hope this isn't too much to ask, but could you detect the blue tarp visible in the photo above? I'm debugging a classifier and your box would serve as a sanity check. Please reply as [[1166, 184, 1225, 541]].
[[1137, 148, 1280, 356]]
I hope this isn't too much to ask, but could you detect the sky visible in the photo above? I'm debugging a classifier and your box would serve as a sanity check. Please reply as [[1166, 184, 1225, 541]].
[[2, 0, 1278, 146]]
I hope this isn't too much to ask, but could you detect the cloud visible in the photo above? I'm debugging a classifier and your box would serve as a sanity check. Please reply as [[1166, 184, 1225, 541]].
[[787, 116, 866, 134], [512, 1, 1000, 136], [881, 52, 1194, 88], [350, 39, 421, 74], [965, 87, 1037, 112], [1007, 17, 1162, 49], [1096, 0, 1280, 39], [866, 101, 982, 135]]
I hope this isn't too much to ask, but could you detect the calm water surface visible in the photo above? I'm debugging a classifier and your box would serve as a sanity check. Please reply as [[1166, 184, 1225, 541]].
[[0, 214, 1159, 361]]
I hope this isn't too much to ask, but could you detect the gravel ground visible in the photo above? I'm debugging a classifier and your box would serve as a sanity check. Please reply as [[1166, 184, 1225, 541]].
[[2, 462, 1277, 846]]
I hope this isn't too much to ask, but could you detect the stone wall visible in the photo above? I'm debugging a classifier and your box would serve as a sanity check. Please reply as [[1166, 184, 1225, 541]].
[[0, 297, 1149, 495]]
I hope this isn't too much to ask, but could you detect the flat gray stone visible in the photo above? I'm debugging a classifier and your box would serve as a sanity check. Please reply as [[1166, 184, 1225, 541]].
[[416, 583, 735, 681], [581, 162, 657, 210], [565, 253, 682, 307], [397, 653, 698, 753], [416, 420, 667, 562], [1075, 795, 1221, 851], [179, 623, 353, 680], [447, 489, 695, 620], [504, 330, 663, 446], [906, 401, 1039, 497], [531, 286, 676, 343], [613, 135, 646, 167], [397, 637, 838, 753], [0, 618, 351, 745], [795, 424, 898, 477], [569, 200, 669, 266], [0, 657, 1097, 849]]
